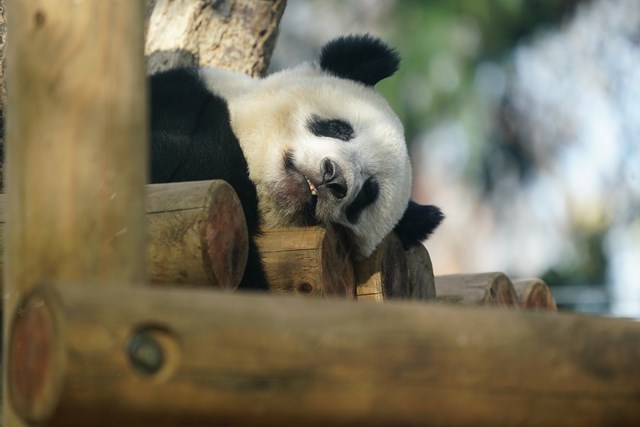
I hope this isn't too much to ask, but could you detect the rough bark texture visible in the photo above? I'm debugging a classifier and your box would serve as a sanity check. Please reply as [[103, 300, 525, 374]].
[[145, 0, 287, 76]]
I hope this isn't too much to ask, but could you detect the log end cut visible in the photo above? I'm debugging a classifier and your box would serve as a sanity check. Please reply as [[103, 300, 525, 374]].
[[9, 289, 63, 424], [513, 278, 558, 312], [200, 181, 249, 290]]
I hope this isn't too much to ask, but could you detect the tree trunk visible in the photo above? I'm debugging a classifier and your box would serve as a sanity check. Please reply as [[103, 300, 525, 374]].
[[145, 0, 287, 76]]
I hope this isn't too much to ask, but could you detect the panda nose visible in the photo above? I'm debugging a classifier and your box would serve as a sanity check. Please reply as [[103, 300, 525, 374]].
[[321, 158, 347, 199]]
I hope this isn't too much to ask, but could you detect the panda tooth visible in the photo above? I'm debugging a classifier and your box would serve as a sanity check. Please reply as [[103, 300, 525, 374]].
[[305, 177, 318, 196]]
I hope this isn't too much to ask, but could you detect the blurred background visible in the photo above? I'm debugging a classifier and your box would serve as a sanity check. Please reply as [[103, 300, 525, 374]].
[[270, 0, 640, 318]]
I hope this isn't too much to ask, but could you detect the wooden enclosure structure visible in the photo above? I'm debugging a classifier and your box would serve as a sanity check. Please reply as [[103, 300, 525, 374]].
[[2, 1, 640, 426]]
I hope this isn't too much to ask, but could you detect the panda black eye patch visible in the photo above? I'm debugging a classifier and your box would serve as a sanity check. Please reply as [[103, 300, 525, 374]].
[[346, 178, 379, 224], [307, 115, 355, 141]]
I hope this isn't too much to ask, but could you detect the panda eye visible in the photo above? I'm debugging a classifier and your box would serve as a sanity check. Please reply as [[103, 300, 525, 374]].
[[307, 115, 355, 142]]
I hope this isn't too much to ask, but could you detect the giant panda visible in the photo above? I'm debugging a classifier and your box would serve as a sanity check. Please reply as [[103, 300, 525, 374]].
[[150, 34, 443, 290]]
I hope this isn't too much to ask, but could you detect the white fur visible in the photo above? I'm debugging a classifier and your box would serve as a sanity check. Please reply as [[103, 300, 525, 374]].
[[198, 64, 412, 259]]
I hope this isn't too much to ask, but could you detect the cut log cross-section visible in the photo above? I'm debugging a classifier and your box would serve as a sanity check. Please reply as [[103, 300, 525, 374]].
[[355, 232, 408, 301], [147, 180, 248, 290], [255, 224, 356, 297], [435, 272, 519, 307], [0, 180, 249, 293], [513, 278, 558, 311]]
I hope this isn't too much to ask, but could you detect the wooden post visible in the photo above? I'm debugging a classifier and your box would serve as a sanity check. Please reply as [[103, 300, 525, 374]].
[[3, 1, 147, 426], [8, 283, 640, 426]]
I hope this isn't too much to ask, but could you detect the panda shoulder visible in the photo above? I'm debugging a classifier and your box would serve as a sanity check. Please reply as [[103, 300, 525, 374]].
[[197, 68, 259, 101]]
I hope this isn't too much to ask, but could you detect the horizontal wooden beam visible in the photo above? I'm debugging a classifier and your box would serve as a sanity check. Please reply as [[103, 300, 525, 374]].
[[8, 283, 640, 426], [0, 180, 248, 292]]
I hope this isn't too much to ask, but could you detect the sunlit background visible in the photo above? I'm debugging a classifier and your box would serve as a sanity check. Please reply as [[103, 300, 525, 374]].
[[270, 0, 640, 318]]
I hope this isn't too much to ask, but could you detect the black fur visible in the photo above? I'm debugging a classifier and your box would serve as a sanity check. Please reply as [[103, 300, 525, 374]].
[[149, 68, 267, 290], [319, 34, 400, 86], [394, 202, 444, 249], [307, 115, 355, 141], [345, 179, 380, 224]]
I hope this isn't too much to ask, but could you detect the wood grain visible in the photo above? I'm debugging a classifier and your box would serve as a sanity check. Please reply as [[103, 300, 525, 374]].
[[3, 1, 148, 426], [8, 283, 640, 426], [513, 278, 558, 311], [355, 232, 408, 301], [256, 224, 355, 297], [435, 272, 519, 306], [147, 180, 248, 290], [405, 244, 436, 300], [0, 180, 249, 292]]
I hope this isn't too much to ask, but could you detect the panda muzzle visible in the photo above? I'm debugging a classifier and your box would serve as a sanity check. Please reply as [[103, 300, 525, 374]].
[[320, 158, 347, 200]]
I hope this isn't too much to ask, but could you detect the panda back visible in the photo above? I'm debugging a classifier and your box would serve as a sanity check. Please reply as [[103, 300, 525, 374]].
[[149, 68, 259, 235], [149, 68, 268, 291]]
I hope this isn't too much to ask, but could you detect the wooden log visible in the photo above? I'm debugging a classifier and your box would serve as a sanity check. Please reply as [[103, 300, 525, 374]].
[[145, 0, 287, 76], [0, 0, 6, 191], [513, 278, 558, 311], [8, 283, 640, 426], [147, 180, 248, 290], [0, 180, 249, 292], [435, 272, 519, 307], [255, 224, 355, 297], [3, 1, 148, 426], [355, 232, 408, 301], [405, 244, 436, 300]]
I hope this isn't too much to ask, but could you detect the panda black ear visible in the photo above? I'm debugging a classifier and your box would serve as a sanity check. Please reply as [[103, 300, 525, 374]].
[[319, 34, 400, 86], [394, 201, 444, 249]]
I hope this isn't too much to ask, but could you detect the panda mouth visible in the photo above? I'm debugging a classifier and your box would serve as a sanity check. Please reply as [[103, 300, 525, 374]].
[[305, 176, 318, 196], [283, 152, 319, 220]]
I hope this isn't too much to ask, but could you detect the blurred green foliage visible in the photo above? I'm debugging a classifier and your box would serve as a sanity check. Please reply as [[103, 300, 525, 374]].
[[379, 0, 584, 140], [377, 0, 610, 290]]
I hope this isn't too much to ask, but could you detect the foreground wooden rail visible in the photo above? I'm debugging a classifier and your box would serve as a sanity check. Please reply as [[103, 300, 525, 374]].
[[8, 283, 640, 426]]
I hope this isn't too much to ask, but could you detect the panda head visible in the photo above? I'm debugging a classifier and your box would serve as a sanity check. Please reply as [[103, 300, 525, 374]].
[[206, 34, 443, 259]]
